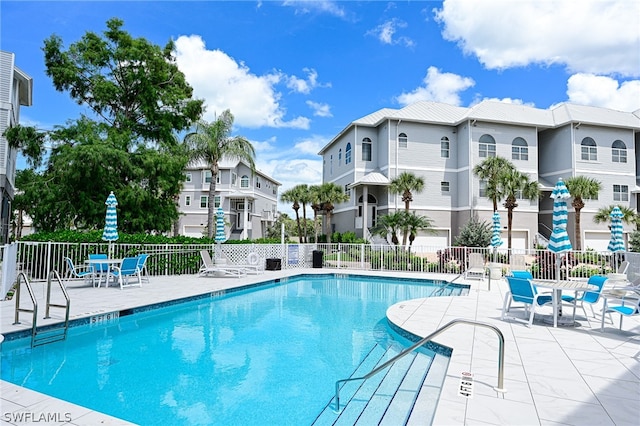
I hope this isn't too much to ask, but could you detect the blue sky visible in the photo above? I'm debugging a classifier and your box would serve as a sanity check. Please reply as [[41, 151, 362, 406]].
[[2, 0, 639, 216]]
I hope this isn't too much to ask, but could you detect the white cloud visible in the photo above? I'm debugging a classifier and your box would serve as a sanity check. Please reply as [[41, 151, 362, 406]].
[[306, 100, 332, 117], [434, 0, 640, 76], [565, 74, 640, 112], [294, 134, 328, 155], [366, 18, 415, 47], [173, 35, 310, 129], [286, 68, 330, 94], [395, 66, 475, 106], [471, 97, 534, 107], [282, 0, 347, 18]]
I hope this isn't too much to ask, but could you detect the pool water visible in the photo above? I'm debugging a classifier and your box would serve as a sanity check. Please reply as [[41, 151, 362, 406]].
[[1, 274, 466, 425]]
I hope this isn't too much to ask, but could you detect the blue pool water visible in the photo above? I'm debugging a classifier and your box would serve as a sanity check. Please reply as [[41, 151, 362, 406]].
[[1, 274, 467, 425]]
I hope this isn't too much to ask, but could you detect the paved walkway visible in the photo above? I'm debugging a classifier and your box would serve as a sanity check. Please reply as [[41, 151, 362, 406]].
[[1, 270, 638, 425]]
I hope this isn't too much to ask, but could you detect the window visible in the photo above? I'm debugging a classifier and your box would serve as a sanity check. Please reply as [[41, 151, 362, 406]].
[[612, 140, 627, 163], [255, 177, 261, 188], [200, 196, 208, 208], [441, 181, 450, 193], [398, 133, 408, 148], [232, 173, 237, 186], [240, 175, 249, 188], [185, 172, 192, 183], [214, 196, 221, 208], [479, 179, 488, 198], [512, 137, 528, 160], [330, 155, 333, 176], [345, 143, 352, 164], [344, 184, 351, 197], [613, 184, 629, 202], [338, 149, 342, 164], [362, 138, 372, 161], [581, 137, 597, 161], [185, 195, 191, 206], [479, 134, 496, 158], [216, 174, 221, 184], [204, 170, 212, 184], [441, 137, 450, 158]]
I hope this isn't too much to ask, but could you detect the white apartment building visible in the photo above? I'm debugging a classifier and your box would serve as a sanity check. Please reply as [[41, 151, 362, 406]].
[[177, 159, 280, 240], [319, 100, 640, 251], [0, 51, 32, 244]]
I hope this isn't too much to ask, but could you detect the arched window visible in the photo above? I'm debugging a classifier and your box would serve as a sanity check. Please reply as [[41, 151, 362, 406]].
[[479, 134, 496, 158], [362, 137, 372, 162], [512, 137, 528, 160], [345, 143, 352, 164], [330, 154, 333, 176], [398, 133, 408, 148], [240, 175, 249, 188], [338, 149, 342, 164], [441, 137, 450, 158], [612, 140, 627, 163], [581, 137, 597, 161]]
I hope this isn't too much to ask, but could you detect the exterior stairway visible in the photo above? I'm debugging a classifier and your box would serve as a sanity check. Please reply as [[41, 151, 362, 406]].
[[312, 341, 448, 426]]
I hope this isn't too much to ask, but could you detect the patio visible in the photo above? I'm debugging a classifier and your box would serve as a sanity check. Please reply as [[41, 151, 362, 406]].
[[1, 270, 638, 425]]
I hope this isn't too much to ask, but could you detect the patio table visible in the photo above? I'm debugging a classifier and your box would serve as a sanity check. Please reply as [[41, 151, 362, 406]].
[[85, 258, 123, 287], [532, 279, 598, 327]]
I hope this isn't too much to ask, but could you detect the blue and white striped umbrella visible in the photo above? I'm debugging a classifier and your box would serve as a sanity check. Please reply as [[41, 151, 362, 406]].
[[547, 178, 572, 254], [490, 211, 503, 248], [101, 191, 119, 242], [607, 206, 625, 252], [215, 207, 226, 243]]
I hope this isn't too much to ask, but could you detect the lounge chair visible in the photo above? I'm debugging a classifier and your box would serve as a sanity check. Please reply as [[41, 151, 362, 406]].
[[199, 250, 247, 278], [108, 257, 143, 289], [219, 251, 264, 274], [64, 257, 96, 287], [465, 253, 486, 280], [502, 276, 553, 327]]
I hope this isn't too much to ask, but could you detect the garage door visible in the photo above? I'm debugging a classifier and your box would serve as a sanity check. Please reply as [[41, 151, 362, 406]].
[[183, 225, 205, 238], [498, 231, 527, 254], [584, 231, 613, 252], [411, 229, 450, 249]]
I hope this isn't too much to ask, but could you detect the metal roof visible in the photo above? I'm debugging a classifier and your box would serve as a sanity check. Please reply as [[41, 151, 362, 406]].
[[467, 101, 554, 127], [551, 103, 640, 128], [349, 172, 390, 188]]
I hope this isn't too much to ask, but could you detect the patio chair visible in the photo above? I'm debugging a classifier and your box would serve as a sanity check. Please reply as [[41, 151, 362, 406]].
[[502, 276, 553, 327], [601, 289, 640, 331], [108, 257, 143, 289], [561, 275, 608, 327], [64, 257, 96, 287], [136, 253, 150, 283], [89, 254, 109, 287], [616, 260, 629, 275], [465, 253, 486, 280], [199, 250, 247, 278], [509, 254, 526, 274]]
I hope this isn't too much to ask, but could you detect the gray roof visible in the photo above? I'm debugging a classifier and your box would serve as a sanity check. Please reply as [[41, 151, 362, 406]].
[[468, 101, 554, 127], [349, 172, 390, 188], [551, 103, 640, 128]]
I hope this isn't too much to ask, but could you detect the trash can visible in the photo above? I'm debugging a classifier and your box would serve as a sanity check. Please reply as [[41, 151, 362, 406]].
[[312, 250, 323, 268], [266, 258, 282, 271], [489, 263, 502, 279]]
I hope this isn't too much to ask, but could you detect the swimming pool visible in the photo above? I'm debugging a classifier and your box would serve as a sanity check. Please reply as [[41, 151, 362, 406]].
[[1, 274, 467, 425]]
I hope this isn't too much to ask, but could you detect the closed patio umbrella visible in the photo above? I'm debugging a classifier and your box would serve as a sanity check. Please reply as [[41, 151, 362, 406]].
[[607, 206, 625, 270], [547, 178, 572, 323], [102, 191, 119, 257], [215, 207, 226, 243], [490, 211, 503, 262]]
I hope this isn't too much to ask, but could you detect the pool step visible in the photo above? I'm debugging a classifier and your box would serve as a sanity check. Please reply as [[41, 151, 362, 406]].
[[312, 343, 436, 426]]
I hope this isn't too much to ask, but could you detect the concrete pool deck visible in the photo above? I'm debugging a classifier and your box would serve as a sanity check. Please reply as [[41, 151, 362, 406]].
[[1, 269, 638, 425]]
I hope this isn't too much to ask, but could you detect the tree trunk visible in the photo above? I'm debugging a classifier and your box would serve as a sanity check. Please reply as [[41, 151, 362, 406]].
[[575, 208, 582, 251], [207, 163, 218, 239]]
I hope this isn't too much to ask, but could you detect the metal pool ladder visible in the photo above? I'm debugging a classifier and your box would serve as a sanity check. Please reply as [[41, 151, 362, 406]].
[[333, 318, 507, 411], [13, 271, 71, 347]]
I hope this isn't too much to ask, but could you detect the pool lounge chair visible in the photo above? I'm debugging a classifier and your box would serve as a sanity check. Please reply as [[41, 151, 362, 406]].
[[218, 251, 265, 274], [465, 253, 486, 280], [199, 250, 247, 278]]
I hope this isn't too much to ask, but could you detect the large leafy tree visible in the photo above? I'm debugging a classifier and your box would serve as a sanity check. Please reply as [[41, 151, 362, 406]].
[[184, 110, 255, 238], [564, 176, 602, 250], [501, 170, 540, 249], [6, 18, 203, 233], [317, 182, 349, 243], [389, 171, 425, 245]]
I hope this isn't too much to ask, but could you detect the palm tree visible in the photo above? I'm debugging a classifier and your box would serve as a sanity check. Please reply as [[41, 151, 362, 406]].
[[564, 176, 602, 250], [473, 156, 513, 212], [295, 184, 312, 243], [309, 185, 323, 243], [280, 186, 304, 243], [501, 170, 540, 249], [184, 110, 255, 238], [593, 205, 637, 227], [317, 182, 349, 243], [371, 212, 404, 245], [404, 212, 434, 254], [390, 172, 425, 245]]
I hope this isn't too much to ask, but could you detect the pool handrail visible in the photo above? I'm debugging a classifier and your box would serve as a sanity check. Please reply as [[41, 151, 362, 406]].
[[333, 318, 507, 412]]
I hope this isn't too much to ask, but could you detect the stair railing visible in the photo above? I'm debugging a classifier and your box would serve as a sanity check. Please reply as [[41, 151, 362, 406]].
[[334, 319, 506, 411]]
